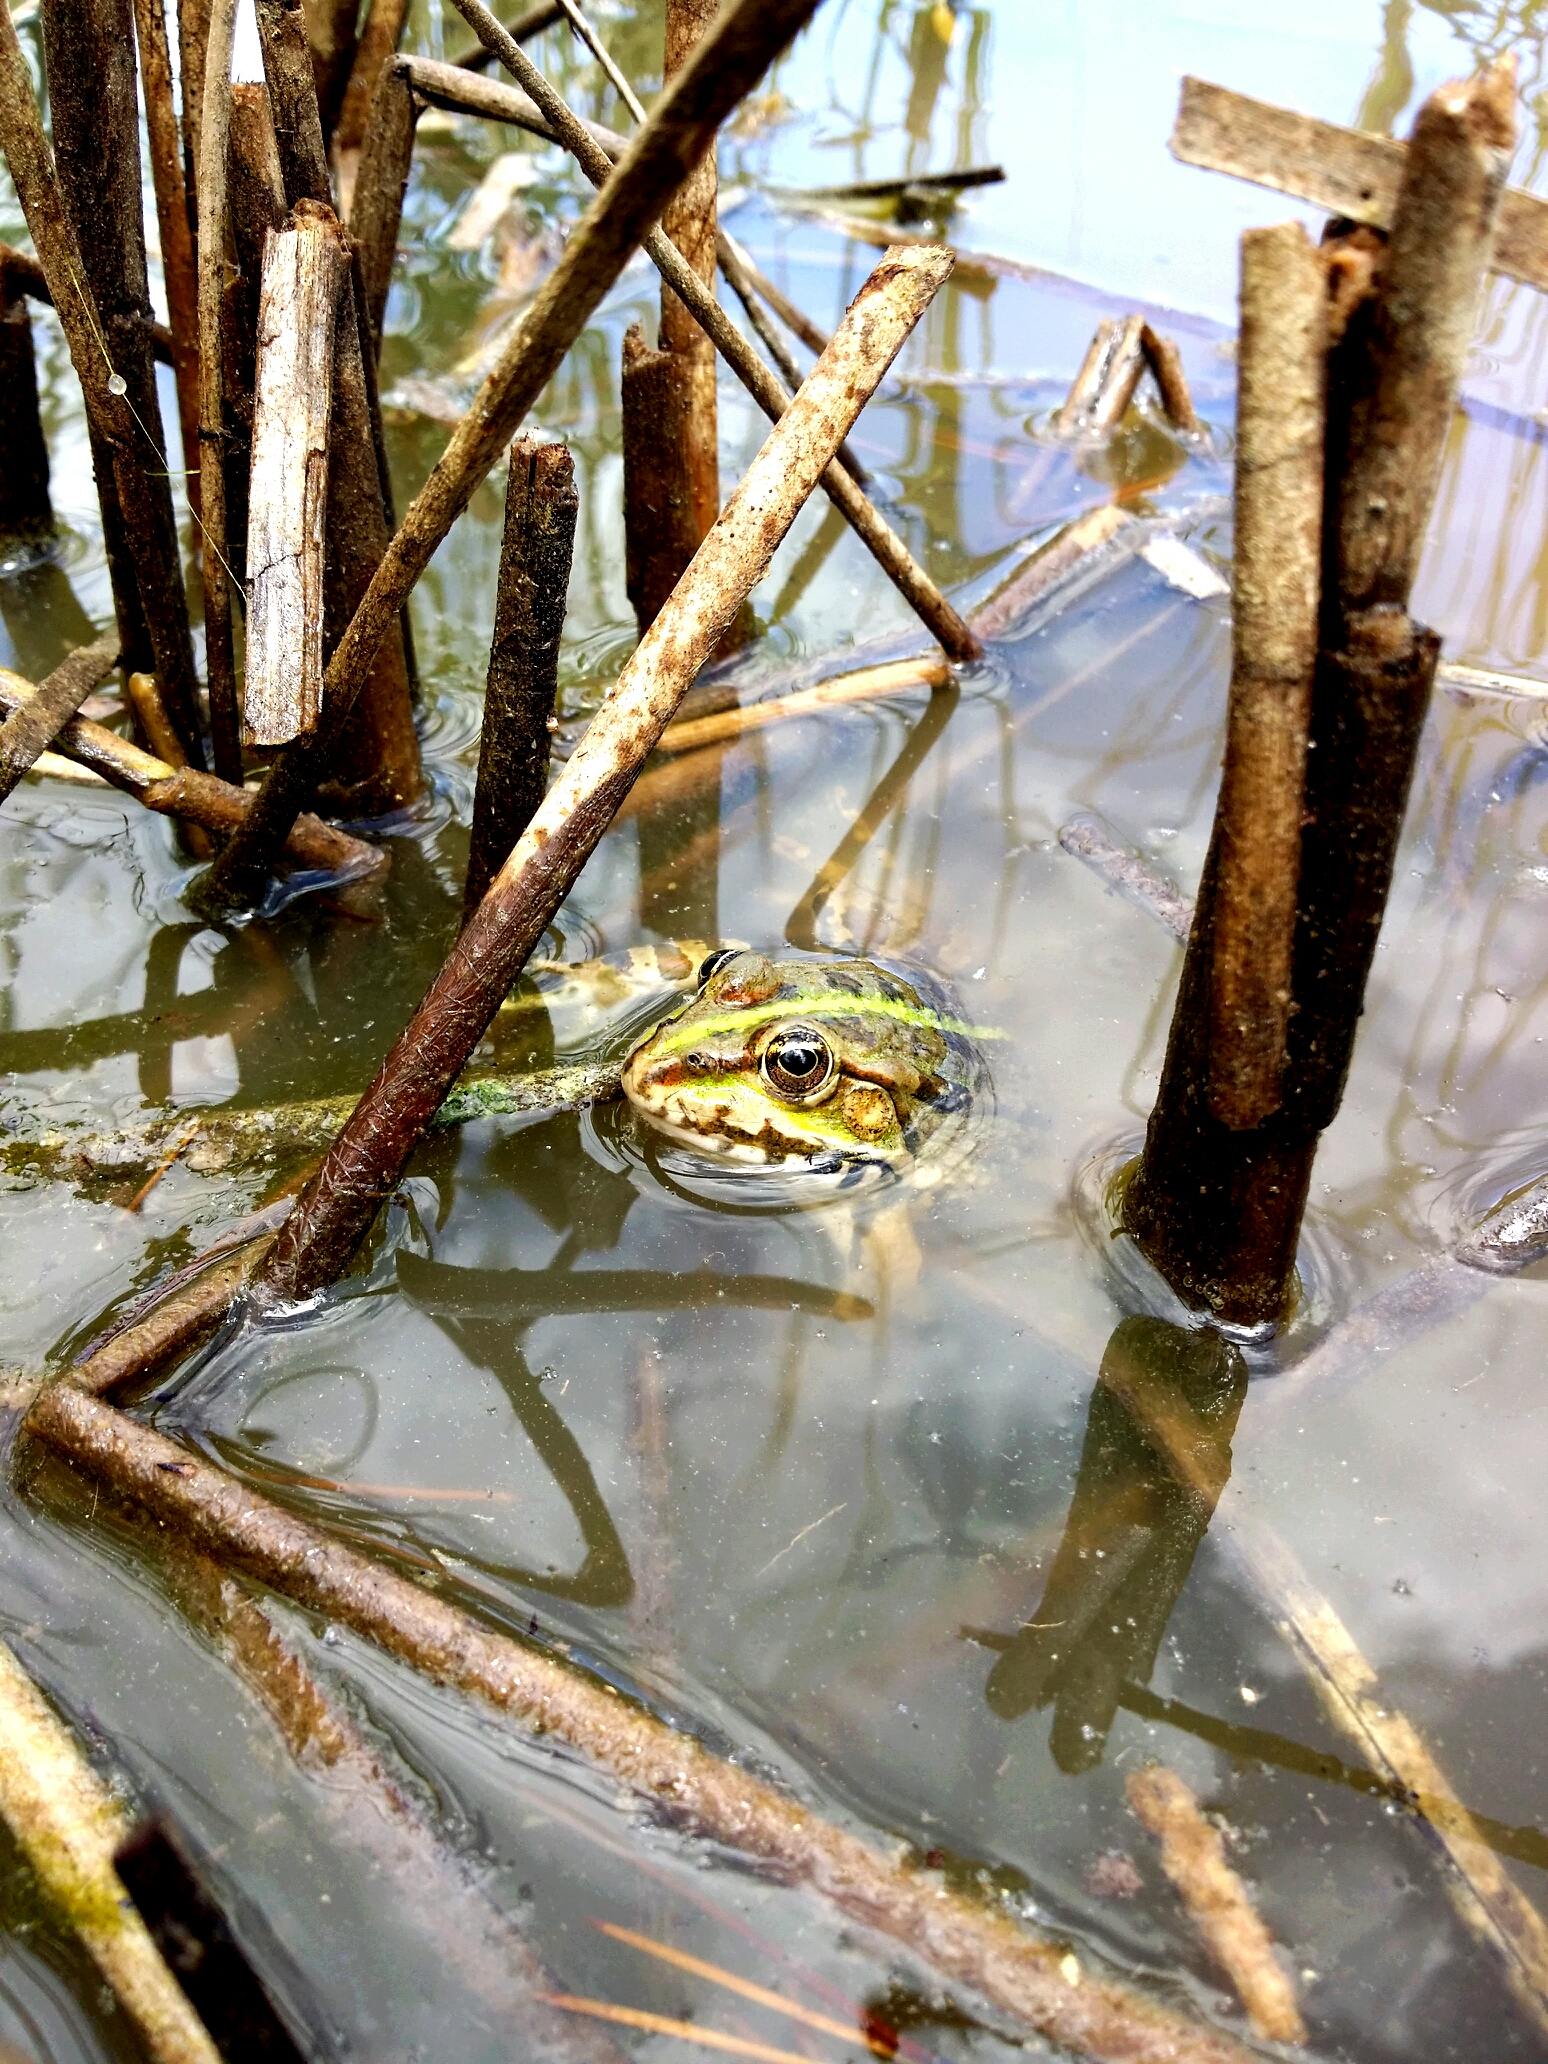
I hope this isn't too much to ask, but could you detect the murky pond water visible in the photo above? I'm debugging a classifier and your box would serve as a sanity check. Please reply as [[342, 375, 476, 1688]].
[[4, 1, 1548, 2058]]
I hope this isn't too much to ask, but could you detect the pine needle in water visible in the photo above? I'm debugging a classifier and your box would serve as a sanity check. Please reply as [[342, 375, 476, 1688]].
[[537, 1995, 829, 2064], [594, 1921, 877, 2051]]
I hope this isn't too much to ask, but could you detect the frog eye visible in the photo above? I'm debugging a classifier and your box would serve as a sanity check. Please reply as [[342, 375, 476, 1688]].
[[697, 948, 741, 987], [761, 1026, 836, 1104]]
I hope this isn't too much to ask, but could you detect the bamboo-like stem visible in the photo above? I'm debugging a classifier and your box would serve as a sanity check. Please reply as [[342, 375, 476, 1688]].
[[244, 205, 347, 743], [178, 0, 212, 193], [257, 243, 950, 1299], [0, 634, 118, 802], [0, 285, 53, 545], [130, 0, 203, 524], [0, 1634, 222, 2063], [257, 0, 336, 206], [1054, 315, 1147, 436], [444, 0, 981, 660], [28, 0, 205, 763], [334, 0, 409, 152], [347, 54, 419, 348], [1127, 1764, 1305, 2045], [464, 436, 577, 917], [223, 85, 290, 609], [1139, 325, 1202, 437], [194, 0, 827, 914], [197, 0, 244, 784], [303, 0, 359, 144], [1206, 223, 1326, 1128], [970, 504, 1136, 642], [1171, 73, 1548, 297], [716, 226, 866, 482], [24, 1380, 1256, 2064], [0, 667, 384, 882]]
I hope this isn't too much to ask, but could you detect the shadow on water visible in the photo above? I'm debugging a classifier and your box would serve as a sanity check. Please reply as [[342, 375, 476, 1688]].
[[973, 1315, 1245, 1771]]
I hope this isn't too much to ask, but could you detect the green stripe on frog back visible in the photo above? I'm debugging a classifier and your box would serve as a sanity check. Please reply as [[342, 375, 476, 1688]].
[[644, 994, 1005, 1059]]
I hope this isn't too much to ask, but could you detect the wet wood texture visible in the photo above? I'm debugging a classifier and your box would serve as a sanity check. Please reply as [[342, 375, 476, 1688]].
[[464, 437, 578, 918], [0, 635, 117, 802], [0, 289, 52, 542], [129, 0, 202, 523], [196, 0, 246, 783], [244, 207, 347, 744]]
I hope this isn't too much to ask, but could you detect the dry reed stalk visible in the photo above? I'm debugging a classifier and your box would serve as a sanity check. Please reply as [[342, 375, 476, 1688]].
[[196, 0, 826, 913], [621, 0, 722, 634], [0, 635, 117, 803], [302, 0, 360, 143], [178, 0, 211, 192], [445, 0, 981, 662], [0, 667, 385, 883], [1138, 325, 1202, 437], [0, 284, 52, 544], [129, 0, 203, 524], [0, 1633, 222, 2064], [1054, 315, 1147, 436], [196, 0, 245, 784], [29, 0, 204, 762], [125, 671, 217, 860], [257, 243, 951, 1298], [715, 227, 867, 482], [334, 0, 409, 151], [244, 206, 348, 743], [257, 0, 337, 205], [717, 228, 828, 356], [1171, 75, 1548, 297], [464, 437, 577, 917], [452, 0, 561, 69], [656, 655, 952, 754], [347, 55, 419, 348], [1126, 1764, 1305, 2045], [969, 505, 1137, 642], [24, 1381, 1257, 2064], [0, 243, 178, 363], [1206, 223, 1326, 1128]]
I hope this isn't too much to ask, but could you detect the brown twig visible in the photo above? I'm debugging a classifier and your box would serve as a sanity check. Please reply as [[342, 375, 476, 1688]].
[[0, 281, 53, 545], [1126, 1764, 1305, 2046], [452, 0, 561, 70], [24, 1381, 1256, 2064], [1171, 73, 1548, 297], [1138, 325, 1201, 437], [715, 227, 867, 483], [334, 0, 409, 152], [0, 634, 118, 803], [257, 243, 951, 1300], [27, 0, 204, 762], [196, 0, 245, 784], [1054, 315, 1147, 436], [194, 0, 828, 914], [969, 505, 1137, 642], [129, 0, 203, 525], [0, 666, 385, 885], [1206, 222, 1326, 1128], [464, 436, 577, 917]]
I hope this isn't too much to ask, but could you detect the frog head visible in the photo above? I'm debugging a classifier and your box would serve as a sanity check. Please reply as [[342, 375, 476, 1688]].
[[620, 950, 961, 1164]]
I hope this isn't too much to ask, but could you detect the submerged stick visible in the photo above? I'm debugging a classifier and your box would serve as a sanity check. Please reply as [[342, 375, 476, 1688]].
[[445, 0, 981, 663], [1171, 75, 1548, 297], [1207, 223, 1325, 1128], [0, 1633, 222, 2064], [0, 635, 118, 804], [1126, 1763, 1305, 2045], [197, 0, 245, 785], [258, 244, 952, 1300], [130, 0, 203, 525], [244, 205, 348, 743], [0, 668, 384, 883], [464, 437, 577, 917], [195, 0, 826, 913], [25, 1384, 1255, 2064]]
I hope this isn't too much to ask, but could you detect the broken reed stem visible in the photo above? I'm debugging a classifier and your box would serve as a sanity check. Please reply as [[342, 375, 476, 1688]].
[[1334, 59, 1516, 616], [718, 227, 828, 356], [1206, 223, 1326, 1129], [1055, 315, 1147, 436], [0, 667, 384, 883], [27, 0, 205, 764], [1138, 325, 1202, 438], [716, 228, 867, 483], [257, 0, 336, 207], [347, 54, 419, 348], [0, 1632, 222, 2064], [0, 636, 118, 802], [1124, 66, 1513, 1329], [1126, 1764, 1305, 2045], [452, 0, 561, 70], [445, 0, 982, 662], [24, 1382, 1255, 2064], [1170, 75, 1548, 298], [244, 205, 347, 744], [197, 0, 245, 785], [194, 0, 826, 913], [256, 243, 950, 1300], [177, 0, 210, 194], [464, 436, 578, 918], [130, 0, 203, 526], [304, 0, 360, 144]]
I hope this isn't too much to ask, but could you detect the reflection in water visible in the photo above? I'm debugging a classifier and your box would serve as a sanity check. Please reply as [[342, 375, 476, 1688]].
[[981, 1316, 1245, 1772]]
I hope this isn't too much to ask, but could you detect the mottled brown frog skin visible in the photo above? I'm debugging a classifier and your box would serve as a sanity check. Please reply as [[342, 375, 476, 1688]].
[[621, 951, 953, 1163]]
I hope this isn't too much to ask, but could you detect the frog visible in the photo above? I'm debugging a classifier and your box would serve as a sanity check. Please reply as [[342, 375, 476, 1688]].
[[620, 948, 983, 1170]]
